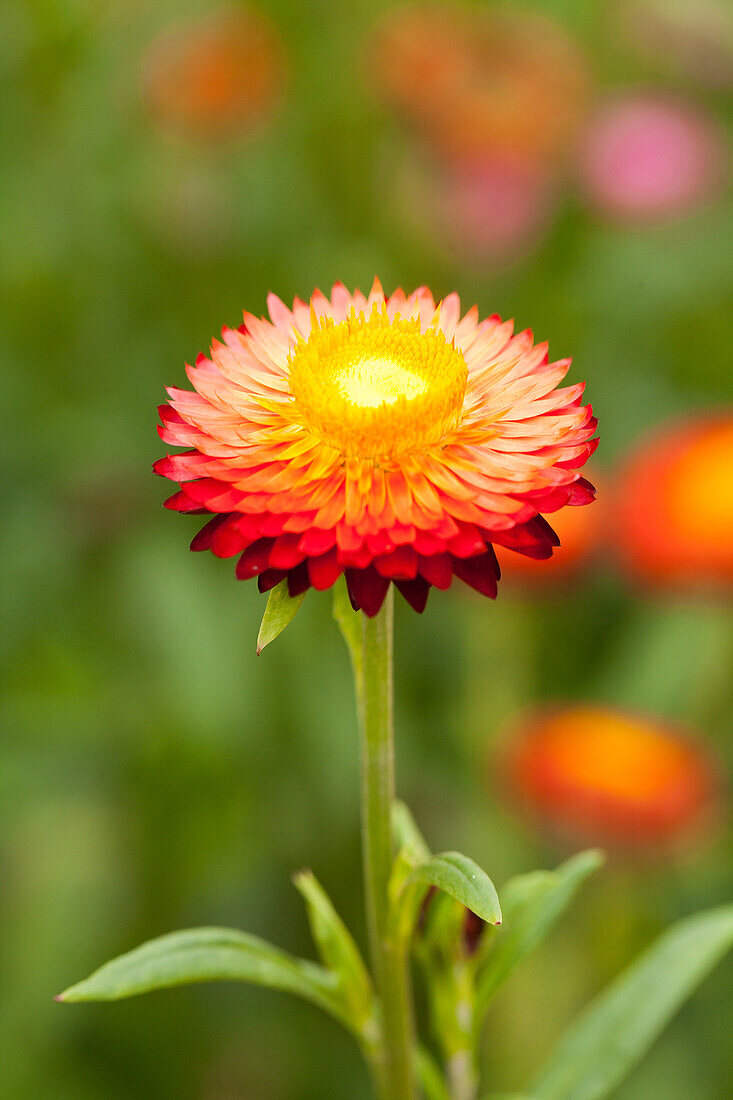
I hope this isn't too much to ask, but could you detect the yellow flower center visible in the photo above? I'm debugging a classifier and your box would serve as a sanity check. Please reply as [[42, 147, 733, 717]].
[[288, 305, 468, 458]]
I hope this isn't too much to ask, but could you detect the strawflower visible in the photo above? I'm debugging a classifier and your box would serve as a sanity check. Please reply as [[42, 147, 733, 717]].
[[155, 281, 597, 616], [61, 278, 733, 1100], [616, 414, 733, 586], [504, 704, 717, 849]]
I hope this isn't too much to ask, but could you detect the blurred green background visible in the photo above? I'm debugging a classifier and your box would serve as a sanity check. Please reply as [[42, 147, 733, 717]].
[[1, 1, 731, 1097]]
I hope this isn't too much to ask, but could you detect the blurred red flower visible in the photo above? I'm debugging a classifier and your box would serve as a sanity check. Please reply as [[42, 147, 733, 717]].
[[142, 7, 284, 141], [616, 415, 733, 586], [504, 705, 718, 849]]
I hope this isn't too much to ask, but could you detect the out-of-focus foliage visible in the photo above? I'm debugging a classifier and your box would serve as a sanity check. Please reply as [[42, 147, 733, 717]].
[[0, 1, 730, 1097]]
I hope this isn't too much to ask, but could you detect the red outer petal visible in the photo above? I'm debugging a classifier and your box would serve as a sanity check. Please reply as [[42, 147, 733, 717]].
[[236, 539, 275, 579], [308, 549, 342, 590], [566, 477, 596, 505], [556, 437, 600, 468], [395, 577, 430, 613], [418, 553, 453, 589], [452, 548, 500, 599], [211, 517, 256, 558], [299, 527, 338, 555], [190, 514, 228, 551], [374, 546, 419, 579], [258, 569, 287, 593], [491, 516, 559, 559], [345, 567, 390, 617], [447, 526, 487, 558], [287, 561, 311, 597], [164, 489, 208, 513], [269, 533, 306, 570]]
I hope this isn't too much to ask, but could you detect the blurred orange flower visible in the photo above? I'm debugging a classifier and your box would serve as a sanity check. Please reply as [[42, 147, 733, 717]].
[[616, 415, 733, 586], [505, 705, 717, 848], [155, 281, 596, 615], [367, 3, 589, 166], [143, 8, 284, 141]]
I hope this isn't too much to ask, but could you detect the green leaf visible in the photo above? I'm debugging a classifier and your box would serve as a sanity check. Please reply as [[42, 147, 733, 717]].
[[529, 903, 733, 1100], [391, 851, 501, 943], [256, 580, 305, 654], [333, 576, 362, 685], [410, 853, 502, 925], [57, 926, 347, 1025], [293, 869, 375, 1030], [477, 850, 603, 1017], [392, 800, 431, 862]]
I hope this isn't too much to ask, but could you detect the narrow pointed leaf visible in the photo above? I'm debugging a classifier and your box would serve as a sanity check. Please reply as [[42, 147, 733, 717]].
[[257, 580, 305, 654], [57, 926, 346, 1024], [529, 903, 733, 1100], [477, 850, 603, 1017], [293, 870, 375, 1028]]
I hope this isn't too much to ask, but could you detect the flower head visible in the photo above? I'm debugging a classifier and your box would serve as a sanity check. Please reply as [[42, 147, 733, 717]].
[[155, 282, 597, 615], [505, 705, 717, 848], [616, 415, 733, 586]]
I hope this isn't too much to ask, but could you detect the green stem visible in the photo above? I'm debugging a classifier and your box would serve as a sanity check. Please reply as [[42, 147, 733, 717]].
[[357, 588, 416, 1099], [431, 959, 478, 1100], [447, 1052, 478, 1100]]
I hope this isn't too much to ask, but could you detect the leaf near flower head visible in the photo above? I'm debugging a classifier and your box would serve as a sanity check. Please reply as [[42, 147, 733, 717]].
[[256, 579, 306, 654]]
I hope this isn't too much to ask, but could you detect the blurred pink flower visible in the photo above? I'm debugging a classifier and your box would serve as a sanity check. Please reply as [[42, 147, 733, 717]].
[[439, 155, 554, 260], [578, 93, 726, 223]]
